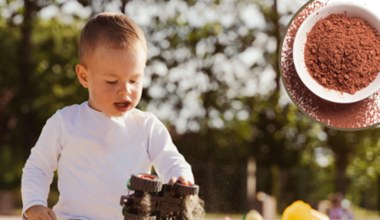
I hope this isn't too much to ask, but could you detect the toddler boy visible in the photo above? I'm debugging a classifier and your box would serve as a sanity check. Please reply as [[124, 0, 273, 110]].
[[21, 12, 194, 220]]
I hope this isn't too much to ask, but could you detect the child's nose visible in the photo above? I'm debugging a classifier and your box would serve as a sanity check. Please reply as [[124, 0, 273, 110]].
[[118, 83, 132, 96]]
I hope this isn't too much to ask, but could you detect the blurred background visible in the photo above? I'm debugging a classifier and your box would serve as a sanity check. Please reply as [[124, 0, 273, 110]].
[[0, 0, 380, 219]]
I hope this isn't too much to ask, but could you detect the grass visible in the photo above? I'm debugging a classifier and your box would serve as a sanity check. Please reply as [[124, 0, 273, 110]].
[[352, 206, 380, 220], [206, 207, 380, 220], [6, 206, 380, 220], [205, 213, 244, 220]]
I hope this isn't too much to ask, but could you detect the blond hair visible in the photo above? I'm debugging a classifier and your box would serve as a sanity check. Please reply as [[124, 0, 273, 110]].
[[78, 12, 147, 64]]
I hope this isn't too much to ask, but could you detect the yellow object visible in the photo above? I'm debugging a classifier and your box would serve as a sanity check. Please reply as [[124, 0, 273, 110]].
[[282, 200, 312, 220], [282, 200, 330, 220]]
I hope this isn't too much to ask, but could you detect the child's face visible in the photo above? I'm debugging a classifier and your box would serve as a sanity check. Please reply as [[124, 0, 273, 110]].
[[76, 45, 146, 117]]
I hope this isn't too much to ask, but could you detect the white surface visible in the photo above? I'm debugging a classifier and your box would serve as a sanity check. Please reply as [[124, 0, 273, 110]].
[[293, 1, 380, 103]]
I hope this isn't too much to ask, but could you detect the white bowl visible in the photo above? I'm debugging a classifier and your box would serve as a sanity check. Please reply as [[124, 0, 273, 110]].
[[293, 2, 380, 103]]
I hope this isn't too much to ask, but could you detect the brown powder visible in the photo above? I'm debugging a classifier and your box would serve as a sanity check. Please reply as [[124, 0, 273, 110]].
[[281, 0, 380, 130], [305, 13, 380, 94]]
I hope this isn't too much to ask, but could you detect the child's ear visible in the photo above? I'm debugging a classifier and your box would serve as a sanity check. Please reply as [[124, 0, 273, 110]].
[[76, 64, 89, 88]]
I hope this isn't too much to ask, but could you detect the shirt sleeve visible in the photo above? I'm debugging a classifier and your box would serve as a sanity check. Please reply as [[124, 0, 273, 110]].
[[146, 115, 194, 184], [21, 112, 64, 214]]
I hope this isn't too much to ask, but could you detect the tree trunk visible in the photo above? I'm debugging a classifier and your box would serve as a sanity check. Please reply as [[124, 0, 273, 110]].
[[247, 156, 257, 209], [334, 150, 349, 195], [18, 0, 38, 154], [0, 191, 15, 215], [325, 128, 351, 195], [121, 0, 130, 13], [272, 0, 281, 89]]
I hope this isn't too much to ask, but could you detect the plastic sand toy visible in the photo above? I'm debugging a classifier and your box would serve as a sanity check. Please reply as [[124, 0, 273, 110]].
[[120, 173, 202, 220], [282, 200, 329, 220]]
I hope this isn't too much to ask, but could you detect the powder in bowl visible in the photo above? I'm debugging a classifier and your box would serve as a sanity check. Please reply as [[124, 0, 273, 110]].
[[293, 2, 380, 103], [305, 13, 380, 95]]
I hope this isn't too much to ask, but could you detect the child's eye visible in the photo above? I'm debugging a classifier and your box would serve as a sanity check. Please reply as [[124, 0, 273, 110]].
[[106, 80, 117, 84], [130, 80, 138, 84]]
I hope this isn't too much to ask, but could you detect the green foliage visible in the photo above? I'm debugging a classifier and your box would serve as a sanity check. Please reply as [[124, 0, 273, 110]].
[[0, 146, 23, 189], [32, 18, 86, 113], [346, 128, 380, 210], [0, 8, 86, 188], [1, 0, 380, 214], [0, 12, 22, 189]]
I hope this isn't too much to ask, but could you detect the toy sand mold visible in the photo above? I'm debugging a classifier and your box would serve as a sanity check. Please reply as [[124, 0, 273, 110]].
[[120, 173, 202, 220], [280, 0, 380, 130]]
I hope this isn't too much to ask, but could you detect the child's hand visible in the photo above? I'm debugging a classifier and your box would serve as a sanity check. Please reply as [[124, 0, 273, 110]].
[[25, 205, 57, 220], [169, 176, 192, 185]]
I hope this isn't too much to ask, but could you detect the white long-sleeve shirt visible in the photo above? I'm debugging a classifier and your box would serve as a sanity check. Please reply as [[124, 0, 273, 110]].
[[21, 102, 194, 220]]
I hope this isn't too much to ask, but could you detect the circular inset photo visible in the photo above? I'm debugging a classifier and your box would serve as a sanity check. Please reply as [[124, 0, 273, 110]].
[[280, 0, 380, 130], [293, 2, 380, 104]]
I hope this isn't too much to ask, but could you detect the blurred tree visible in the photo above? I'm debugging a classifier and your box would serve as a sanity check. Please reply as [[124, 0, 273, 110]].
[[0, 7, 20, 189], [324, 128, 357, 195], [1, 0, 380, 215], [0, 0, 85, 189], [0, 0, 328, 212], [346, 128, 380, 211], [128, 0, 328, 212]]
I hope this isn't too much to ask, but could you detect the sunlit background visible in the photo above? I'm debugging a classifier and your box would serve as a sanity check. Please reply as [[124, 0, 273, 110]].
[[0, 0, 380, 219]]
